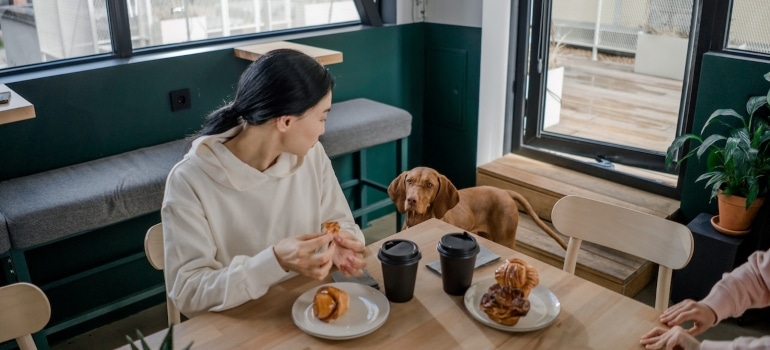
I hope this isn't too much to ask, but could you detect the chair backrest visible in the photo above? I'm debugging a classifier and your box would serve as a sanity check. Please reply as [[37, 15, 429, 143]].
[[145, 223, 182, 325], [0, 282, 51, 350], [551, 195, 694, 311]]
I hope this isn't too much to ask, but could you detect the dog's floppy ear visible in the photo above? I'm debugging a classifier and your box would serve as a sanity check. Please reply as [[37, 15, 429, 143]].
[[431, 174, 460, 218], [388, 171, 408, 213]]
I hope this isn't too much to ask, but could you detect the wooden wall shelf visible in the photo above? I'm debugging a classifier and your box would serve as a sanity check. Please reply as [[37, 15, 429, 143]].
[[0, 84, 35, 125], [234, 41, 343, 65]]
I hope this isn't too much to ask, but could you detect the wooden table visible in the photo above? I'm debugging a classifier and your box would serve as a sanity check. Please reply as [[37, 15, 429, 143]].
[[0, 84, 35, 125], [119, 219, 660, 349], [234, 41, 343, 65]]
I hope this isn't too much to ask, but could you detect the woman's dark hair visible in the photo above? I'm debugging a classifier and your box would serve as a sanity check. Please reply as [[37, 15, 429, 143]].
[[199, 48, 335, 135]]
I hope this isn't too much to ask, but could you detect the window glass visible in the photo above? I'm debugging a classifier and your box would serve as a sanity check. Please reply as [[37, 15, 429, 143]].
[[727, 0, 770, 54], [0, 0, 112, 68], [532, 0, 690, 180], [129, 0, 360, 48], [0, 0, 359, 69]]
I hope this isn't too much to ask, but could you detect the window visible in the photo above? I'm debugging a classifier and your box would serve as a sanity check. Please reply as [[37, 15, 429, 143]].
[[0, 0, 359, 69], [726, 0, 770, 55], [510, 0, 770, 197]]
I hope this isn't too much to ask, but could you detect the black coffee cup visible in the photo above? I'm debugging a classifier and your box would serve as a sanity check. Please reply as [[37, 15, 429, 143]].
[[437, 232, 480, 295], [378, 239, 422, 302]]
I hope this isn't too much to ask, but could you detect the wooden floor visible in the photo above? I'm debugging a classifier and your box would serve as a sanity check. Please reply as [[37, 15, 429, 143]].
[[545, 53, 683, 154]]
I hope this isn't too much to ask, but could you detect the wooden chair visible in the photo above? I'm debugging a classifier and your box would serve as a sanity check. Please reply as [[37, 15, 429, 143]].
[[145, 223, 182, 325], [0, 282, 51, 350], [551, 195, 694, 311]]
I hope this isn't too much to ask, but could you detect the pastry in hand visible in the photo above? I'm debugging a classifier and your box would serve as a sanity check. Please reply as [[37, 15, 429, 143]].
[[479, 284, 531, 326], [494, 257, 539, 298], [322, 221, 341, 237], [313, 285, 349, 322]]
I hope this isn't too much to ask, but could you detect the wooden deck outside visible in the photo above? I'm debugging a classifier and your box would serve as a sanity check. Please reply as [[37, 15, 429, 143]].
[[545, 54, 683, 154]]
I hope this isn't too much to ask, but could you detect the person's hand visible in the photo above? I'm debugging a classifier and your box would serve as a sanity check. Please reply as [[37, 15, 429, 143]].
[[640, 326, 701, 350], [659, 299, 718, 336], [273, 232, 335, 280], [330, 230, 367, 277]]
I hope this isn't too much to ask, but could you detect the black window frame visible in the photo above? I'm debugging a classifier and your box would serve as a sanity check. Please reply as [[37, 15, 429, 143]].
[[507, 0, 770, 198], [0, 0, 380, 78]]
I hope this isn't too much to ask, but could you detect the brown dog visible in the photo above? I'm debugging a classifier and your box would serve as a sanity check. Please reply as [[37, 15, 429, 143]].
[[388, 166, 568, 250]]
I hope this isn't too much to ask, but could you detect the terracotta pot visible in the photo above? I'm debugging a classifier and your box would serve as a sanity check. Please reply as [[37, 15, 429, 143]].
[[716, 191, 765, 232]]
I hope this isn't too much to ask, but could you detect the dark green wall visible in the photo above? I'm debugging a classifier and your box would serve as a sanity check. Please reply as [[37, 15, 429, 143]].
[[422, 23, 481, 189], [0, 25, 428, 181], [680, 53, 770, 221]]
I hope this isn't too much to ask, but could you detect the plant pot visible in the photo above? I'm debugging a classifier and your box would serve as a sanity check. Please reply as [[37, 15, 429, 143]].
[[713, 192, 765, 234]]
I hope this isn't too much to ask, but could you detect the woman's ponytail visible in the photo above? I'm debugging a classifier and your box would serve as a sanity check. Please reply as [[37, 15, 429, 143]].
[[199, 103, 241, 136]]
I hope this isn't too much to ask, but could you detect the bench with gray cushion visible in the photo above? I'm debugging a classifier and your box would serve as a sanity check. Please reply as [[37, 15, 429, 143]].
[[0, 97, 411, 340]]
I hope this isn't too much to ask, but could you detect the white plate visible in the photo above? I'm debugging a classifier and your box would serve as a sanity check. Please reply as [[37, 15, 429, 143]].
[[292, 282, 390, 340], [464, 278, 561, 332]]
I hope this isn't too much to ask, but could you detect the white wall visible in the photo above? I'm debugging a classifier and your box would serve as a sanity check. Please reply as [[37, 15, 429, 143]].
[[394, 0, 482, 27], [476, 0, 510, 166], [425, 0, 482, 27]]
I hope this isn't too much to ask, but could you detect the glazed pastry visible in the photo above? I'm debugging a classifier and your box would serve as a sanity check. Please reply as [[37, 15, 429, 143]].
[[494, 258, 539, 298], [479, 284, 530, 326], [313, 286, 349, 322], [323, 221, 341, 237]]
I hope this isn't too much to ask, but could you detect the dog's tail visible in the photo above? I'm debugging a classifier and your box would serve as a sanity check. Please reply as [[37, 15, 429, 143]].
[[507, 191, 568, 250]]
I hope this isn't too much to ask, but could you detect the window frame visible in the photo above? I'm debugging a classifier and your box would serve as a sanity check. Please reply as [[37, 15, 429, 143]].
[[0, 0, 377, 78], [508, 0, 770, 198]]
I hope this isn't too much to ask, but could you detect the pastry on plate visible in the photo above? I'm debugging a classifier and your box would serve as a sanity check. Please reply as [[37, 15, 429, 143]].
[[494, 257, 539, 298], [313, 285, 349, 322], [479, 257, 539, 326]]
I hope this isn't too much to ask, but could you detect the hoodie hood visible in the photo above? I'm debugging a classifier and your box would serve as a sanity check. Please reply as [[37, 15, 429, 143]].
[[185, 126, 305, 191]]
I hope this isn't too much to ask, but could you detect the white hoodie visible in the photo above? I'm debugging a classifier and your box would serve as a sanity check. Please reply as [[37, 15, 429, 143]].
[[161, 126, 364, 317]]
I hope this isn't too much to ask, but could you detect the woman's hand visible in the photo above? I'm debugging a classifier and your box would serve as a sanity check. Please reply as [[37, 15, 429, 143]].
[[330, 230, 367, 277], [659, 299, 718, 336], [639, 326, 700, 350], [273, 232, 335, 280]]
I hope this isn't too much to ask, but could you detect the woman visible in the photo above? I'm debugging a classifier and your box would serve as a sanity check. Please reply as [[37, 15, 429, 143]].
[[640, 249, 770, 349], [161, 49, 367, 317]]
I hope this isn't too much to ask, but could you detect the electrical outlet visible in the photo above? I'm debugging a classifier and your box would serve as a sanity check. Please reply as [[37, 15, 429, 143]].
[[169, 89, 191, 112]]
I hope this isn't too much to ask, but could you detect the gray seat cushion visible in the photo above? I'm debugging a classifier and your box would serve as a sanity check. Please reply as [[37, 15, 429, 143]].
[[320, 98, 412, 158], [0, 139, 191, 249]]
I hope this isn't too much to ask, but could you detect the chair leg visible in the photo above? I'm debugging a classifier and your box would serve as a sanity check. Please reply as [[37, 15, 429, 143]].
[[395, 137, 408, 232], [9, 249, 31, 282], [359, 148, 369, 230]]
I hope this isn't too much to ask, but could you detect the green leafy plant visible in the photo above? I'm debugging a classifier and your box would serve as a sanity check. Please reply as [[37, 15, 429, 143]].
[[666, 72, 770, 209], [125, 323, 192, 350]]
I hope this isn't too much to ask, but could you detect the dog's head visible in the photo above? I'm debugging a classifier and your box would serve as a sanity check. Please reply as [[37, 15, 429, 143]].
[[387, 167, 460, 220]]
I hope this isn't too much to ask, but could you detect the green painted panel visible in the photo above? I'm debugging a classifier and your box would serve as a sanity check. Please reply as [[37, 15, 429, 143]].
[[680, 53, 770, 221], [422, 23, 481, 189], [425, 47, 467, 129]]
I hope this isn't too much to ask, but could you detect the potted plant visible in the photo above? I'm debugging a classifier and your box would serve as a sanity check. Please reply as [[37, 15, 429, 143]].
[[666, 72, 770, 235]]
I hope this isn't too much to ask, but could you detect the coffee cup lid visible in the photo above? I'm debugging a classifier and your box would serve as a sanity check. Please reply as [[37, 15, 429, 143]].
[[378, 239, 421, 264], [437, 232, 480, 257]]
